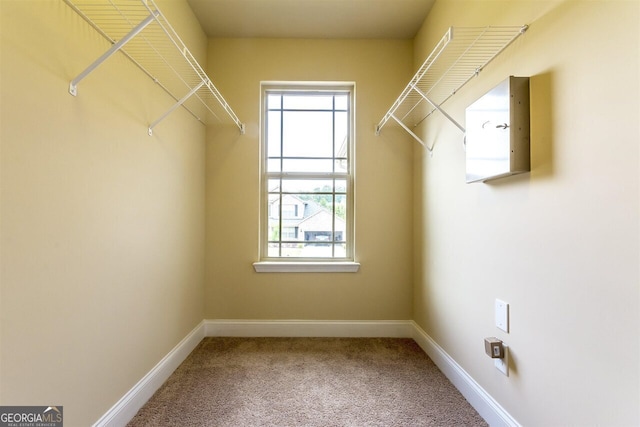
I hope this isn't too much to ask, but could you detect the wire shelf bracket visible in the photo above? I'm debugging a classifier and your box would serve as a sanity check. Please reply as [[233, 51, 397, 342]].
[[375, 25, 528, 150], [64, 0, 245, 136]]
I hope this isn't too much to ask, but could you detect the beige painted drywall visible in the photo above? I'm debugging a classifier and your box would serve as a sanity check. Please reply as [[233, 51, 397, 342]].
[[204, 38, 415, 320], [412, 0, 639, 425], [0, 1, 206, 425]]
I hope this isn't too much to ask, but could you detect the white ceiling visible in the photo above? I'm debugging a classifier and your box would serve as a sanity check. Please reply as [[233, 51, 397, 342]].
[[186, 0, 435, 39]]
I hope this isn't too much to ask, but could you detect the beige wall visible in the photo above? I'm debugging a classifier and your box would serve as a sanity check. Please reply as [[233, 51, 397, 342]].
[[0, 1, 206, 425], [204, 38, 415, 320], [412, 1, 639, 425]]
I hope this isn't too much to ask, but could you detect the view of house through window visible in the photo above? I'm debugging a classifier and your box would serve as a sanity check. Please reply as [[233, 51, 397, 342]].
[[261, 84, 354, 260]]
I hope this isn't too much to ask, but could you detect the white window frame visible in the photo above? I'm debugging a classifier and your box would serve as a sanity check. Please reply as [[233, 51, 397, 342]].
[[253, 82, 359, 273]]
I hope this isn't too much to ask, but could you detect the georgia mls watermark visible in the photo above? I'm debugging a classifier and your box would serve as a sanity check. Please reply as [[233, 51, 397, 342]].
[[0, 406, 63, 427]]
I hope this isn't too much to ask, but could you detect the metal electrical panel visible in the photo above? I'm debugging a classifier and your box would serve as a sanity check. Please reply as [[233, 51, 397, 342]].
[[465, 76, 530, 183]]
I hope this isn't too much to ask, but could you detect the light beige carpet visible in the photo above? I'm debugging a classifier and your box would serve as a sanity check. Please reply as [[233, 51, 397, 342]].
[[128, 337, 488, 426]]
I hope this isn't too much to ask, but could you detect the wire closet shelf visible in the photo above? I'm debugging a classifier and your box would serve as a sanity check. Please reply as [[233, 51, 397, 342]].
[[64, 0, 244, 136], [375, 25, 528, 150]]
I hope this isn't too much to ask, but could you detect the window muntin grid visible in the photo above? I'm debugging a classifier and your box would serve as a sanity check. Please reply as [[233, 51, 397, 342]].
[[262, 86, 353, 260]]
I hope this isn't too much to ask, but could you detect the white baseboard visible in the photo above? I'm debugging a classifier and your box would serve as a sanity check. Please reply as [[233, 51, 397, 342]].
[[410, 321, 520, 427], [92, 320, 205, 427], [94, 319, 518, 427], [204, 319, 414, 338]]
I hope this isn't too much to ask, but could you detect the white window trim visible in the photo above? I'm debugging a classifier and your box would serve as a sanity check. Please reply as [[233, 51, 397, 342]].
[[253, 261, 360, 273], [257, 81, 357, 271]]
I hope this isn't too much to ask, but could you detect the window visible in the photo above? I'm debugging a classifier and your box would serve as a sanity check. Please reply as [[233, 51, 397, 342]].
[[259, 83, 355, 266]]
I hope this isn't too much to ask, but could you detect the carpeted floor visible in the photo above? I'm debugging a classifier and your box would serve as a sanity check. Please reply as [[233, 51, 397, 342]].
[[127, 337, 488, 426]]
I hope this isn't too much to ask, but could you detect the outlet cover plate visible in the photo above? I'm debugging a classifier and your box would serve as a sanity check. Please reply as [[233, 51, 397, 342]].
[[494, 344, 509, 376], [495, 299, 509, 332]]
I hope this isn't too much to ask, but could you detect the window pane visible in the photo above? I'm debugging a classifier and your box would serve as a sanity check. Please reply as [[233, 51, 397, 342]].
[[267, 159, 281, 172], [335, 194, 347, 241], [282, 158, 334, 173], [282, 226, 297, 239], [300, 201, 334, 238], [280, 244, 300, 258], [335, 111, 348, 156], [282, 111, 333, 158], [283, 94, 334, 110], [334, 94, 348, 110], [267, 94, 281, 109], [281, 179, 335, 193], [282, 243, 334, 258], [267, 111, 281, 157], [268, 193, 280, 219], [304, 194, 332, 214], [268, 193, 280, 203], [334, 158, 348, 173], [268, 219, 280, 238], [268, 243, 280, 257], [335, 180, 347, 193], [268, 179, 280, 192]]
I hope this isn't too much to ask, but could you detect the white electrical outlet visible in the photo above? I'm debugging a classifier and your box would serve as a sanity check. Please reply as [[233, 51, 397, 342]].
[[495, 299, 509, 332], [494, 344, 509, 376]]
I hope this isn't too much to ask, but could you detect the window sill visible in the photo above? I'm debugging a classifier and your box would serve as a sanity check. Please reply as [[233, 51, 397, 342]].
[[253, 261, 360, 273]]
